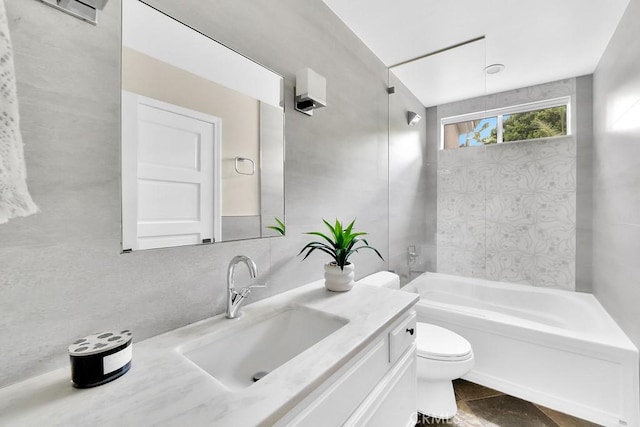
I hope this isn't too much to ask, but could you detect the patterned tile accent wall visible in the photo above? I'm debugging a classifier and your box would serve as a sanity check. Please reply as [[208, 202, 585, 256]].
[[437, 136, 577, 289]]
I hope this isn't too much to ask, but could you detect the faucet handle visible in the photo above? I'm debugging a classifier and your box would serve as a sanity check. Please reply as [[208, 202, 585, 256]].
[[238, 283, 267, 298]]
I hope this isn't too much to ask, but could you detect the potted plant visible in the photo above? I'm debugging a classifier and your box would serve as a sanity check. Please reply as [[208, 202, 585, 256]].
[[298, 219, 384, 292]]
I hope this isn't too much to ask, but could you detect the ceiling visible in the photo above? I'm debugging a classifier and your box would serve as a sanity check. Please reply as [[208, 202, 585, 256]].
[[322, 0, 630, 107]]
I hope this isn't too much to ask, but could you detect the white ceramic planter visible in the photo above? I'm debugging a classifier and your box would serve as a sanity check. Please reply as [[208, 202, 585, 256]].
[[324, 262, 355, 292]]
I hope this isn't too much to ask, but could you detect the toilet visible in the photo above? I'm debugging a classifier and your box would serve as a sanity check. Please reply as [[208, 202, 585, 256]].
[[357, 272, 475, 419], [415, 322, 474, 418]]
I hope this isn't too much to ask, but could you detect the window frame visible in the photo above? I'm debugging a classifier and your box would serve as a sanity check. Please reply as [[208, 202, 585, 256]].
[[440, 96, 572, 150]]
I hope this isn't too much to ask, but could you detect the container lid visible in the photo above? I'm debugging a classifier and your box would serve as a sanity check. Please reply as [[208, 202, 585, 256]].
[[416, 323, 472, 361], [68, 330, 133, 356]]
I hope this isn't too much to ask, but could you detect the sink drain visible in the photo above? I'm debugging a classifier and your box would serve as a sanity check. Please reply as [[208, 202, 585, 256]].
[[252, 371, 269, 382]]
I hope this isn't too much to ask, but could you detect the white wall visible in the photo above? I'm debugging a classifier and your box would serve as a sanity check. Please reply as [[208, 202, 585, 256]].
[[592, 0, 640, 352]]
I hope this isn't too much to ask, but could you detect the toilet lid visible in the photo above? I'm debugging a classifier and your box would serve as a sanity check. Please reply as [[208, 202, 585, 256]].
[[416, 323, 473, 361]]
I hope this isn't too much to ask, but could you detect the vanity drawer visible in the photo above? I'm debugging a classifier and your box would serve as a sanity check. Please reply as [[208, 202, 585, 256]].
[[283, 337, 389, 426], [388, 311, 416, 365]]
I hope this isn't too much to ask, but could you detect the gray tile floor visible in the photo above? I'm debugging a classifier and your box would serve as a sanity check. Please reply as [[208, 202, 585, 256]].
[[415, 379, 601, 427]]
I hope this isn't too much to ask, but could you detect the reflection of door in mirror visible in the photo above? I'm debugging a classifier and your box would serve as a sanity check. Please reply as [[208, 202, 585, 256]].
[[121, 93, 222, 251], [121, 0, 285, 251]]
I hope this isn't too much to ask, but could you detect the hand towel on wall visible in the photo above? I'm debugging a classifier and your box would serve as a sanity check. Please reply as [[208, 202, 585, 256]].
[[0, 0, 38, 224]]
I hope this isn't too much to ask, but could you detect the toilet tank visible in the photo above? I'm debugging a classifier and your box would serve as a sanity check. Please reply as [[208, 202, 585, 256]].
[[357, 271, 400, 290]]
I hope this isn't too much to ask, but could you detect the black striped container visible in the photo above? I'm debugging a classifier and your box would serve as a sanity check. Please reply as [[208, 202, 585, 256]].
[[68, 330, 133, 388]]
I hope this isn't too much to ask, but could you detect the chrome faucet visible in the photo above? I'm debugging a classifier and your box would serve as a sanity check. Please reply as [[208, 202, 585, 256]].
[[226, 255, 266, 319]]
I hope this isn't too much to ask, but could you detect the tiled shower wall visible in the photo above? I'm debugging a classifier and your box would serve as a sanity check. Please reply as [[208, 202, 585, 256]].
[[435, 78, 591, 290], [437, 137, 577, 289]]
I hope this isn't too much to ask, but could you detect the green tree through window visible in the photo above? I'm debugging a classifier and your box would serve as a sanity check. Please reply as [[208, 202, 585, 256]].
[[490, 106, 567, 142], [442, 100, 569, 149]]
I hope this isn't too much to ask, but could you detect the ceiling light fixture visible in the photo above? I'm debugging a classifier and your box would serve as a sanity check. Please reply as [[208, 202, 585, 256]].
[[484, 64, 505, 75]]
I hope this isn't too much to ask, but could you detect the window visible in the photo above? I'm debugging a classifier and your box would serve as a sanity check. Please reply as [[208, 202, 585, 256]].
[[443, 117, 498, 149], [441, 97, 570, 149]]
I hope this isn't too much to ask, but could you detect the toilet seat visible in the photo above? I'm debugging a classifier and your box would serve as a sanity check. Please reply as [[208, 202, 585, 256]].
[[416, 323, 473, 361]]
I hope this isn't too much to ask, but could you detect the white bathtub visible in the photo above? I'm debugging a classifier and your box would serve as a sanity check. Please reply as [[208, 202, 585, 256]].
[[402, 272, 639, 427]]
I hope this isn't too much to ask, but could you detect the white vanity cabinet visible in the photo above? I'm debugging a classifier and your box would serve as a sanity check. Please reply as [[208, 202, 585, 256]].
[[277, 310, 417, 427], [0, 282, 420, 426]]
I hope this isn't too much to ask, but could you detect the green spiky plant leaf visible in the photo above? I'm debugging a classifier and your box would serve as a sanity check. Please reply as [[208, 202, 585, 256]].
[[297, 219, 384, 270], [267, 217, 286, 236]]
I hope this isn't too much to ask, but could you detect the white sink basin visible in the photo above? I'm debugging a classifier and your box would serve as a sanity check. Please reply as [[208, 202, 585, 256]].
[[180, 307, 348, 391]]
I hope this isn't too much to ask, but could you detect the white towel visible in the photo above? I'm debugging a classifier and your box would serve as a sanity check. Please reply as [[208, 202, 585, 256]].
[[0, 0, 38, 224]]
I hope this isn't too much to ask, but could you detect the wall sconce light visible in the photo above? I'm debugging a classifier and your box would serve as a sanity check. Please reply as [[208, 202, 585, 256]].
[[407, 111, 422, 126], [295, 68, 326, 116], [38, 0, 109, 25]]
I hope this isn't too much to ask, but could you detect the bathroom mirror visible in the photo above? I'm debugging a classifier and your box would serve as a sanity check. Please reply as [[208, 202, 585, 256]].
[[121, 0, 285, 251]]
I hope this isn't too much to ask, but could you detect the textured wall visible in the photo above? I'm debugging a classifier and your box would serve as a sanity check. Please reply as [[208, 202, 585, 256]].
[[437, 136, 577, 289], [592, 0, 640, 351], [0, 0, 389, 387], [435, 78, 592, 290]]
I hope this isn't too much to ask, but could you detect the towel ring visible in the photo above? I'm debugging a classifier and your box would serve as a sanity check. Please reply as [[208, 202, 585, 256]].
[[234, 157, 255, 175]]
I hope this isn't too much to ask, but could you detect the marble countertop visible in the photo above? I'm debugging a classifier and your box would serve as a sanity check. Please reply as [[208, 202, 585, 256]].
[[0, 281, 418, 426]]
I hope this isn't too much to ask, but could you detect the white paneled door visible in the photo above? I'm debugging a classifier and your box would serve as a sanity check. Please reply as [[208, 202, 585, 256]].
[[122, 92, 221, 251]]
